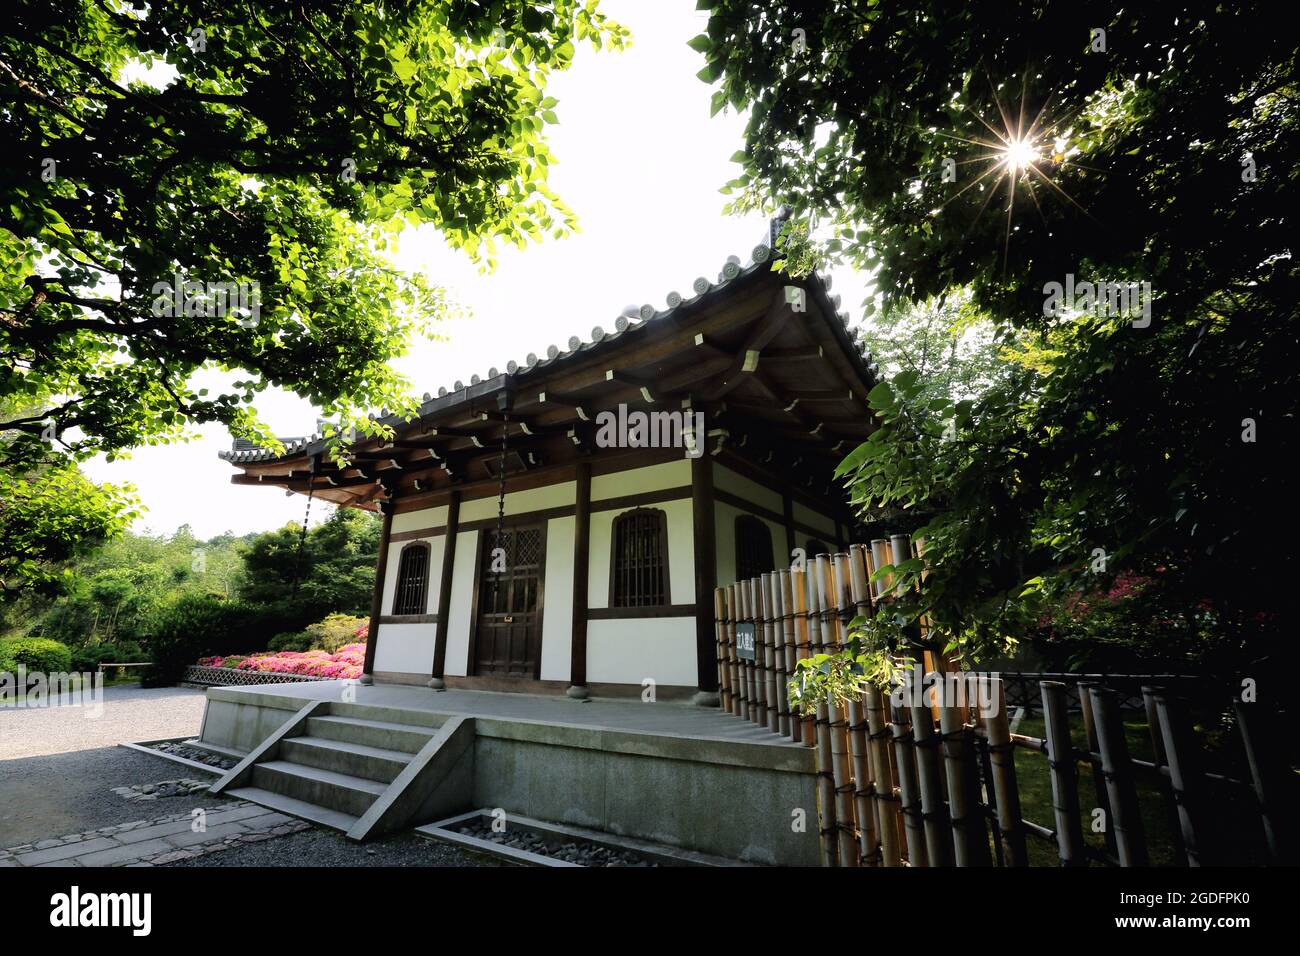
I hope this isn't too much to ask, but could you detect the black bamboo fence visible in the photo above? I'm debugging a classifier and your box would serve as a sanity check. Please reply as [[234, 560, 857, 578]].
[[713, 538, 1293, 867]]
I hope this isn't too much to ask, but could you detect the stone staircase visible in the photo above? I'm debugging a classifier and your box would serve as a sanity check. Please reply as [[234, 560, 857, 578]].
[[223, 704, 452, 833]]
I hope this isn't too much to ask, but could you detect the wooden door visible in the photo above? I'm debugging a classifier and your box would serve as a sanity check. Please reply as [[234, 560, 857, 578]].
[[473, 526, 544, 677]]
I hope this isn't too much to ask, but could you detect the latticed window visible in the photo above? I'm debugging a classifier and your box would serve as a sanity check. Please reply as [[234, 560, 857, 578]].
[[735, 515, 775, 581], [392, 543, 430, 616], [611, 509, 669, 607]]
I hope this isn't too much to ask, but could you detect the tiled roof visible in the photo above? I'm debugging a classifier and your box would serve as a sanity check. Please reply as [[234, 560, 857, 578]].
[[219, 219, 874, 465]]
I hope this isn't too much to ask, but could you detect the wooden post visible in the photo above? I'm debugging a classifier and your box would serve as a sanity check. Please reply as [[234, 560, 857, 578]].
[[691, 455, 718, 705], [1088, 686, 1149, 867], [1041, 680, 1087, 866], [982, 676, 1028, 866], [429, 490, 459, 688], [567, 465, 590, 697], [361, 503, 394, 683], [1154, 691, 1209, 866]]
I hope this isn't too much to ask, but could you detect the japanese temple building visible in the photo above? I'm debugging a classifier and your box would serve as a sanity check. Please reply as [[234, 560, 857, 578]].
[[218, 216, 879, 706]]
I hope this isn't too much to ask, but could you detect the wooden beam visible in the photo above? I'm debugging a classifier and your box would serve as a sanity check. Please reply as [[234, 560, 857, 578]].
[[429, 489, 460, 687], [698, 293, 793, 401], [569, 461, 591, 697]]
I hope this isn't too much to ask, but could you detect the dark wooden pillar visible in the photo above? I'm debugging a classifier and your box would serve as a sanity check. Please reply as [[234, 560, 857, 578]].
[[429, 490, 460, 690], [567, 462, 591, 699], [691, 454, 719, 705], [361, 503, 394, 684]]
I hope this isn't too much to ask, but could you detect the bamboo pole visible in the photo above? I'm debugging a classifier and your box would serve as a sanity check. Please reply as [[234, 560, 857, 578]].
[[725, 584, 741, 718], [1078, 681, 1117, 858], [864, 684, 902, 866], [760, 572, 780, 735], [981, 676, 1028, 866], [815, 553, 859, 866], [939, 674, 992, 866], [749, 576, 767, 727], [769, 572, 790, 737], [714, 587, 730, 716], [1087, 686, 1149, 867], [740, 578, 758, 724], [834, 551, 877, 865], [1233, 698, 1287, 864], [908, 666, 954, 866], [1142, 685, 1187, 866], [1040, 680, 1087, 866], [791, 568, 815, 746], [778, 569, 800, 744], [1153, 691, 1208, 866], [889, 698, 928, 866]]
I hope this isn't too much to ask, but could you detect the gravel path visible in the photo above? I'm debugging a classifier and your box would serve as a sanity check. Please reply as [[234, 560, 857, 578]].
[[0, 683, 207, 759], [0, 745, 221, 847], [162, 827, 503, 867]]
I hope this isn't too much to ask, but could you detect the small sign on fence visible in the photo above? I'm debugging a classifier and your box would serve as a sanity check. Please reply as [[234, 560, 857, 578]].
[[735, 622, 756, 661]]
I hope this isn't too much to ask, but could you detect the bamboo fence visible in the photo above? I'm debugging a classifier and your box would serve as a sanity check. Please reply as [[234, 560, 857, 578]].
[[712, 535, 1293, 867]]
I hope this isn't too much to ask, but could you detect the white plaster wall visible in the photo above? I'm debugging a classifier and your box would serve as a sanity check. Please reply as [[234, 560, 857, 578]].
[[382, 534, 444, 615], [714, 500, 786, 587], [793, 501, 837, 538], [591, 459, 690, 500], [373, 622, 436, 675], [586, 617, 698, 686], [391, 504, 448, 535], [460, 480, 576, 523], [539, 516, 575, 683], [442, 529, 479, 677], [713, 464, 783, 513], [588, 497, 694, 609]]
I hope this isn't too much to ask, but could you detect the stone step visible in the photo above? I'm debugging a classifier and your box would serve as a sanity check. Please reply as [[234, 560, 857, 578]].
[[226, 786, 360, 833], [251, 760, 388, 818], [330, 702, 451, 730], [279, 735, 413, 784], [306, 715, 436, 754]]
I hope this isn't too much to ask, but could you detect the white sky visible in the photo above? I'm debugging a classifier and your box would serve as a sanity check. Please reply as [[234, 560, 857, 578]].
[[82, 0, 870, 539]]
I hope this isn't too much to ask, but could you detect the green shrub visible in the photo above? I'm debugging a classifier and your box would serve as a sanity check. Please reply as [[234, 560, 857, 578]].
[[0, 637, 73, 674], [304, 613, 369, 653], [70, 641, 146, 673], [218, 656, 248, 669], [268, 631, 312, 652], [144, 593, 318, 685]]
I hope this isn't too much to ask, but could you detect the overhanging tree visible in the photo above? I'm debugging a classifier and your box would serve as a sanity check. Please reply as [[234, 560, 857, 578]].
[[696, 1, 1295, 674], [1, 0, 627, 594]]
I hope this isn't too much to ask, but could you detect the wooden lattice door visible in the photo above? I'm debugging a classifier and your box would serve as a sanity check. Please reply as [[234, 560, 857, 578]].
[[473, 526, 544, 677]]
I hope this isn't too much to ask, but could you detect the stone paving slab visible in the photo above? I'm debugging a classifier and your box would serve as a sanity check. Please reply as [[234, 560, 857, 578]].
[[2, 801, 310, 868]]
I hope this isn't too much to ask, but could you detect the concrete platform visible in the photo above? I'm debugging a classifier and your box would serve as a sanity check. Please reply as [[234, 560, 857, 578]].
[[196, 680, 819, 866]]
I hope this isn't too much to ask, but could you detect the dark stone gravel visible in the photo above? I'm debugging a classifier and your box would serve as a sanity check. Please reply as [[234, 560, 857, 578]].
[[460, 822, 656, 866], [0, 745, 222, 846], [162, 827, 503, 867], [148, 740, 237, 770]]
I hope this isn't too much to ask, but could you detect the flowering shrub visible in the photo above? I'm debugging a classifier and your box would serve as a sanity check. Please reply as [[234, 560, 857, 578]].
[[196, 642, 366, 679]]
